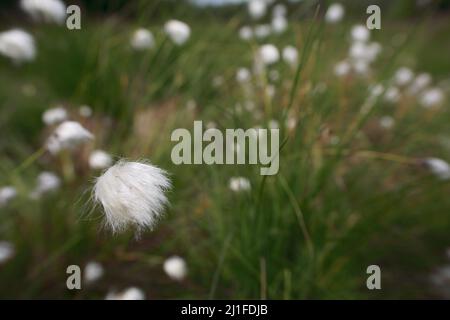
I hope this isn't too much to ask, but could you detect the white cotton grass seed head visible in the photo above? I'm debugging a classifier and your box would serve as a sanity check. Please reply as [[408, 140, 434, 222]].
[[248, 0, 267, 20], [273, 4, 287, 17], [20, 0, 66, 24], [130, 28, 154, 50], [272, 15, 288, 34], [229, 177, 251, 192], [334, 60, 351, 77], [89, 150, 113, 170], [31, 172, 60, 198], [254, 24, 271, 39], [325, 3, 345, 24], [79, 105, 92, 118], [236, 67, 251, 83], [239, 26, 253, 41], [164, 20, 191, 45], [258, 44, 280, 66], [46, 121, 93, 154], [106, 287, 146, 300], [379, 116, 395, 129], [0, 241, 14, 264], [84, 261, 104, 284], [0, 186, 17, 207], [42, 106, 68, 125], [408, 73, 432, 95], [384, 86, 400, 103], [420, 88, 444, 109], [0, 29, 36, 64], [424, 158, 450, 180], [282, 45, 298, 67], [394, 67, 414, 86], [92, 160, 171, 234], [351, 24, 370, 42], [163, 256, 188, 281]]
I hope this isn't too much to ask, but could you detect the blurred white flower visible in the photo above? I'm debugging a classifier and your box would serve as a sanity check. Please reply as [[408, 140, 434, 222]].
[[236, 67, 251, 83], [273, 4, 287, 17], [282, 45, 298, 67], [79, 105, 93, 118], [325, 3, 345, 23], [334, 60, 351, 77], [258, 44, 280, 65], [352, 59, 369, 75], [0, 186, 17, 207], [0, 241, 14, 264], [420, 88, 444, 108], [42, 106, 68, 126], [46, 121, 93, 154], [424, 158, 450, 180], [272, 15, 288, 34], [30, 172, 60, 199], [268, 119, 279, 129], [384, 86, 400, 103], [229, 177, 251, 192], [163, 255, 188, 281], [0, 29, 36, 63], [408, 72, 431, 95], [130, 28, 154, 50], [89, 150, 113, 170], [254, 24, 271, 39], [394, 67, 414, 86], [248, 0, 267, 20], [106, 287, 145, 300], [351, 24, 370, 42], [286, 117, 297, 130], [379, 116, 395, 129], [239, 26, 253, 41], [93, 160, 171, 233], [20, 0, 66, 24], [164, 20, 190, 45], [370, 84, 384, 97], [84, 261, 104, 284]]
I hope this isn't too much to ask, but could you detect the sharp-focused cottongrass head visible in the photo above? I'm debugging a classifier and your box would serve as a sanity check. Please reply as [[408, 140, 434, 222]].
[[239, 26, 253, 41], [351, 24, 370, 42], [0, 186, 17, 207], [236, 67, 251, 83], [0, 29, 35, 63], [379, 116, 395, 129], [89, 150, 113, 170], [423, 158, 450, 180], [282, 45, 298, 67], [325, 3, 345, 23], [30, 171, 61, 199], [229, 177, 251, 192], [42, 106, 67, 125], [130, 28, 154, 50], [420, 88, 444, 108], [164, 20, 190, 45], [248, 0, 267, 20], [384, 86, 400, 103], [258, 44, 280, 66], [46, 121, 93, 154], [163, 256, 188, 281], [254, 24, 271, 39], [394, 67, 414, 86], [79, 105, 92, 118], [93, 160, 171, 234], [20, 0, 66, 24], [0, 241, 14, 264], [106, 287, 145, 300], [272, 15, 288, 34], [84, 261, 104, 284], [334, 60, 351, 77]]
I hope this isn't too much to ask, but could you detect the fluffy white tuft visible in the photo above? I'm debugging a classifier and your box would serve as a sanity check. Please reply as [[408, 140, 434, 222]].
[[20, 0, 66, 24], [84, 261, 104, 283], [163, 255, 188, 281], [89, 150, 113, 170], [130, 28, 154, 50], [46, 121, 93, 154], [0, 29, 36, 63], [93, 160, 171, 233], [164, 20, 191, 45], [0, 241, 14, 264], [0, 186, 17, 207], [105, 287, 145, 300], [42, 106, 68, 125]]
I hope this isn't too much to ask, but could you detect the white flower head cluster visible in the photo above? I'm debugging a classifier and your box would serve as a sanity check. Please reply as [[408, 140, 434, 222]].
[[272, 15, 288, 34], [394, 67, 414, 86], [164, 20, 191, 45], [163, 255, 188, 281], [46, 121, 93, 154], [106, 287, 145, 300], [20, 0, 66, 25], [325, 3, 345, 24], [236, 67, 251, 83], [333, 60, 351, 77], [84, 261, 104, 284], [130, 28, 154, 50], [239, 26, 253, 41], [384, 86, 401, 103], [248, 0, 267, 20], [258, 44, 280, 66], [229, 177, 251, 192], [0, 241, 15, 264], [424, 158, 450, 180], [0, 29, 36, 64], [282, 46, 298, 67], [42, 106, 68, 125], [30, 171, 61, 199], [0, 186, 17, 207], [408, 73, 432, 95], [89, 150, 113, 170], [420, 88, 444, 109], [93, 160, 171, 233]]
